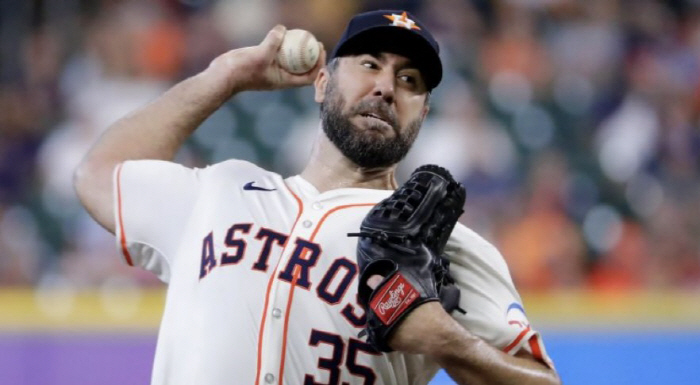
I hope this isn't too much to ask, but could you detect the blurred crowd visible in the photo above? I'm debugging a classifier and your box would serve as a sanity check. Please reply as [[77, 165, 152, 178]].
[[0, 0, 699, 293]]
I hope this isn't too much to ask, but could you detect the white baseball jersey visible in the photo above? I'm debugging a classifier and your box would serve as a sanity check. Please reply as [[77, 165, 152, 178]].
[[114, 159, 553, 385]]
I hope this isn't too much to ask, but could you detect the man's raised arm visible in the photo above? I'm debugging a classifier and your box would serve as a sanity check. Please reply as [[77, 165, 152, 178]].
[[73, 25, 325, 233]]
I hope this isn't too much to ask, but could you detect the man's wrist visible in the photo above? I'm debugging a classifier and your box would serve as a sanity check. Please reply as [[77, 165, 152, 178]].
[[204, 51, 249, 97]]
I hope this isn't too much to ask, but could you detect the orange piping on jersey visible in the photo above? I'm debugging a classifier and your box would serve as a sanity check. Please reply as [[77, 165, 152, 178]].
[[116, 163, 134, 266], [528, 334, 543, 360], [254, 182, 303, 385], [503, 325, 532, 353], [310, 203, 377, 240], [277, 202, 378, 383]]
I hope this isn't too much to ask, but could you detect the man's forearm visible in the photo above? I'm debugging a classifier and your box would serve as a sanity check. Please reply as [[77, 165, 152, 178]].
[[74, 64, 235, 233], [434, 329, 560, 385], [390, 303, 561, 385], [88, 66, 234, 163], [73, 25, 323, 234]]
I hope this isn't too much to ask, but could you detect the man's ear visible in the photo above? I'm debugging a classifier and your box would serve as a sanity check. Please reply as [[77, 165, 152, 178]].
[[314, 68, 329, 103], [421, 104, 430, 120]]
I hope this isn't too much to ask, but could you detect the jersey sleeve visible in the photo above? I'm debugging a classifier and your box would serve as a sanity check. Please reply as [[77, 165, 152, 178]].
[[113, 160, 201, 283], [445, 224, 555, 369]]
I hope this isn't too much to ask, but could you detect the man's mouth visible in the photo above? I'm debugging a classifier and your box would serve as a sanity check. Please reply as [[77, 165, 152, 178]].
[[360, 112, 391, 127]]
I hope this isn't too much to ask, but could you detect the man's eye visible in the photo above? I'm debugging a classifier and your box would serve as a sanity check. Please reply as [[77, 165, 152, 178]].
[[362, 60, 379, 69], [399, 74, 416, 84]]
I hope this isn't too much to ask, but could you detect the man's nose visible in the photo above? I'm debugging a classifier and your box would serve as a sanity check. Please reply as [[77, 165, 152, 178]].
[[371, 71, 395, 105]]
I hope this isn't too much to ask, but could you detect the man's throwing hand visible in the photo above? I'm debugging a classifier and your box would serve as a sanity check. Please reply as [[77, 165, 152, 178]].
[[207, 25, 326, 94]]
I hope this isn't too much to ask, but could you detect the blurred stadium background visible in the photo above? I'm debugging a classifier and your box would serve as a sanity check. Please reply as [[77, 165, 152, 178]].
[[1, 0, 699, 384]]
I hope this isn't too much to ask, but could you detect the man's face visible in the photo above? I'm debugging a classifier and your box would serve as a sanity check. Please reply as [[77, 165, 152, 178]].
[[316, 53, 430, 168]]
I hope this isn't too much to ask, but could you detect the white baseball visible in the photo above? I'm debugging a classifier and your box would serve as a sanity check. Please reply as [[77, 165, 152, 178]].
[[277, 29, 321, 74]]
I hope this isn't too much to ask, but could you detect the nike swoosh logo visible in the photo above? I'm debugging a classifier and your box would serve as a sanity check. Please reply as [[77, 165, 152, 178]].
[[243, 181, 277, 191]]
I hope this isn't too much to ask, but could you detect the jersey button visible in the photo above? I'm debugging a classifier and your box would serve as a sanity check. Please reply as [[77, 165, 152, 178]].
[[271, 308, 282, 319], [312, 202, 323, 210], [265, 373, 275, 383], [302, 220, 312, 228]]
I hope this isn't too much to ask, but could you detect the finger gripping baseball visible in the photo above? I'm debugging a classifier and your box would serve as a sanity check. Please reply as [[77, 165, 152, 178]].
[[349, 164, 466, 352]]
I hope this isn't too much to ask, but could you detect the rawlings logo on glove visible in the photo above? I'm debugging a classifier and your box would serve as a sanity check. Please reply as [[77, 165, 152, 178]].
[[349, 165, 466, 352], [371, 275, 419, 324]]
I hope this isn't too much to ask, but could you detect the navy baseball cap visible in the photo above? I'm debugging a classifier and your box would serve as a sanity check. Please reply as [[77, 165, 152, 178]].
[[330, 10, 442, 91]]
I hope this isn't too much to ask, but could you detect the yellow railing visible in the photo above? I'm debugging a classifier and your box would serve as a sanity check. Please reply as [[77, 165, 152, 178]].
[[0, 288, 699, 332], [0, 287, 164, 332], [523, 289, 700, 331]]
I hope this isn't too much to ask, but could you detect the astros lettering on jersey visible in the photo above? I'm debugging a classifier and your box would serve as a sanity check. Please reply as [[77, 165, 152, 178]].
[[114, 159, 554, 385]]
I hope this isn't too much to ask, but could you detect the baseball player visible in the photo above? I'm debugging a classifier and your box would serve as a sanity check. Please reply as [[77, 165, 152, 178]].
[[75, 9, 560, 385]]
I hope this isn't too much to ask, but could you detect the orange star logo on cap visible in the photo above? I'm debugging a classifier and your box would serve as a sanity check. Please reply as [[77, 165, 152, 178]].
[[383, 11, 421, 31]]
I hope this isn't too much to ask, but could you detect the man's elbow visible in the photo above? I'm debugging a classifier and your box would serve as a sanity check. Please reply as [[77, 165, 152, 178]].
[[73, 160, 87, 200], [73, 158, 97, 206], [545, 369, 562, 385], [73, 158, 117, 233]]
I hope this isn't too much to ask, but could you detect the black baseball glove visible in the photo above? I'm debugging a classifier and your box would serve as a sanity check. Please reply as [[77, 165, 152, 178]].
[[348, 165, 466, 352]]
